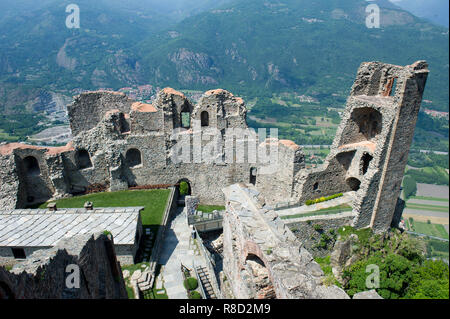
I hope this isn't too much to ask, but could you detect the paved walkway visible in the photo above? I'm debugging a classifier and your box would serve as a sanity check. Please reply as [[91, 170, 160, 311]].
[[157, 206, 207, 299]]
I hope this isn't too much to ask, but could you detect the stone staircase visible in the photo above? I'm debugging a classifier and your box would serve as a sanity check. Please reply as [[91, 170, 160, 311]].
[[196, 266, 217, 299], [129, 267, 153, 294]]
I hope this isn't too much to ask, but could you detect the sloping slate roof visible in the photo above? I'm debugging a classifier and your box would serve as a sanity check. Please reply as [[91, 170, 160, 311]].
[[0, 207, 143, 247]]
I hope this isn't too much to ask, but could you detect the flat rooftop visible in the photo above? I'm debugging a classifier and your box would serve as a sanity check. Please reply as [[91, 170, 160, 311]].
[[0, 207, 143, 247]]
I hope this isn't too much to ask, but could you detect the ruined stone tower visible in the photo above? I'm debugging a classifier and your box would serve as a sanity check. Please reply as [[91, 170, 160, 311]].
[[288, 61, 429, 233]]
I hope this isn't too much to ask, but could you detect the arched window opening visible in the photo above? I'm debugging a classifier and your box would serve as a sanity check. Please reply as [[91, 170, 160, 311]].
[[245, 254, 276, 299], [313, 182, 319, 191], [23, 156, 40, 176], [177, 179, 192, 196], [347, 177, 361, 192], [354, 108, 382, 140], [201, 111, 209, 127], [180, 104, 191, 128], [76, 150, 93, 169], [250, 167, 257, 185], [340, 108, 382, 146], [383, 77, 398, 97], [125, 148, 142, 168]]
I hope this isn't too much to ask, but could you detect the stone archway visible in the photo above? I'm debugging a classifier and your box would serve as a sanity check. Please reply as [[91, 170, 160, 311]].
[[125, 148, 142, 168], [346, 177, 361, 191], [23, 156, 40, 176], [177, 178, 192, 196]]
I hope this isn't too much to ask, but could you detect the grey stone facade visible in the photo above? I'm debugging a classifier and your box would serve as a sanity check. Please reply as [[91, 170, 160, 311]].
[[0, 60, 429, 235]]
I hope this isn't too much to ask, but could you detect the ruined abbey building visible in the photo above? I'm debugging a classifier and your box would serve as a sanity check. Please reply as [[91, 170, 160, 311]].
[[0, 60, 428, 240]]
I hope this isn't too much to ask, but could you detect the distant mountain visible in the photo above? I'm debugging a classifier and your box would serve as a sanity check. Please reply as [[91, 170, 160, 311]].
[[0, 0, 448, 116], [390, 0, 449, 27], [136, 0, 449, 110], [0, 0, 232, 113]]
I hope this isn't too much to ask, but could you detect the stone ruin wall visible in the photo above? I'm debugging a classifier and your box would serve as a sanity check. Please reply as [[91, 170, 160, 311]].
[[0, 88, 259, 208], [0, 233, 128, 299], [0, 61, 429, 235]]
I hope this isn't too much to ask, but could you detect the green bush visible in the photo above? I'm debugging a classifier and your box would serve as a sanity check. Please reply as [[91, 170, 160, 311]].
[[189, 291, 202, 299], [313, 224, 323, 232], [179, 181, 189, 195], [184, 277, 198, 290], [305, 193, 344, 206]]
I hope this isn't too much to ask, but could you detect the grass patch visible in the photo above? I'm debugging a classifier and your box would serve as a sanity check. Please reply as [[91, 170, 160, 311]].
[[281, 204, 351, 220], [197, 205, 225, 213], [126, 285, 135, 299], [337, 225, 372, 245], [39, 189, 170, 227], [314, 255, 342, 287], [411, 196, 449, 202]]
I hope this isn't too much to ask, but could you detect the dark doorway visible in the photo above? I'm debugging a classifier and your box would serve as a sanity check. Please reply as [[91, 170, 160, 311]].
[[23, 156, 40, 176], [76, 150, 93, 169], [11, 248, 26, 259], [126, 148, 142, 167], [201, 111, 209, 127], [361, 153, 373, 175], [250, 167, 257, 185]]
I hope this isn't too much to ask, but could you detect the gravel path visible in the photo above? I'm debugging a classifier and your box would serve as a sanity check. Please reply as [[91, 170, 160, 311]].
[[158, 207, 207, 299]]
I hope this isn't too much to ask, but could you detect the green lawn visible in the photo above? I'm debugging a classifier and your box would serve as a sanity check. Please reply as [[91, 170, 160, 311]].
[[409, 219, 449, 240], [39, 189, 171, 226], [281, 204, 352, 220]]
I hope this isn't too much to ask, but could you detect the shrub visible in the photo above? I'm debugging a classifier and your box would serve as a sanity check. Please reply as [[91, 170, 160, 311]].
[[184, 277, 198, 290], [305, 193, 344, 205], [189, 291, 202, 299], [179, 181, 189, 195], [313, 224, 323, 232]]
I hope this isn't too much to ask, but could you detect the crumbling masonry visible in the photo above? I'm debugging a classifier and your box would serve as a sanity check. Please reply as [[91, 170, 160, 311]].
[[0, 61, 428, 236]]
